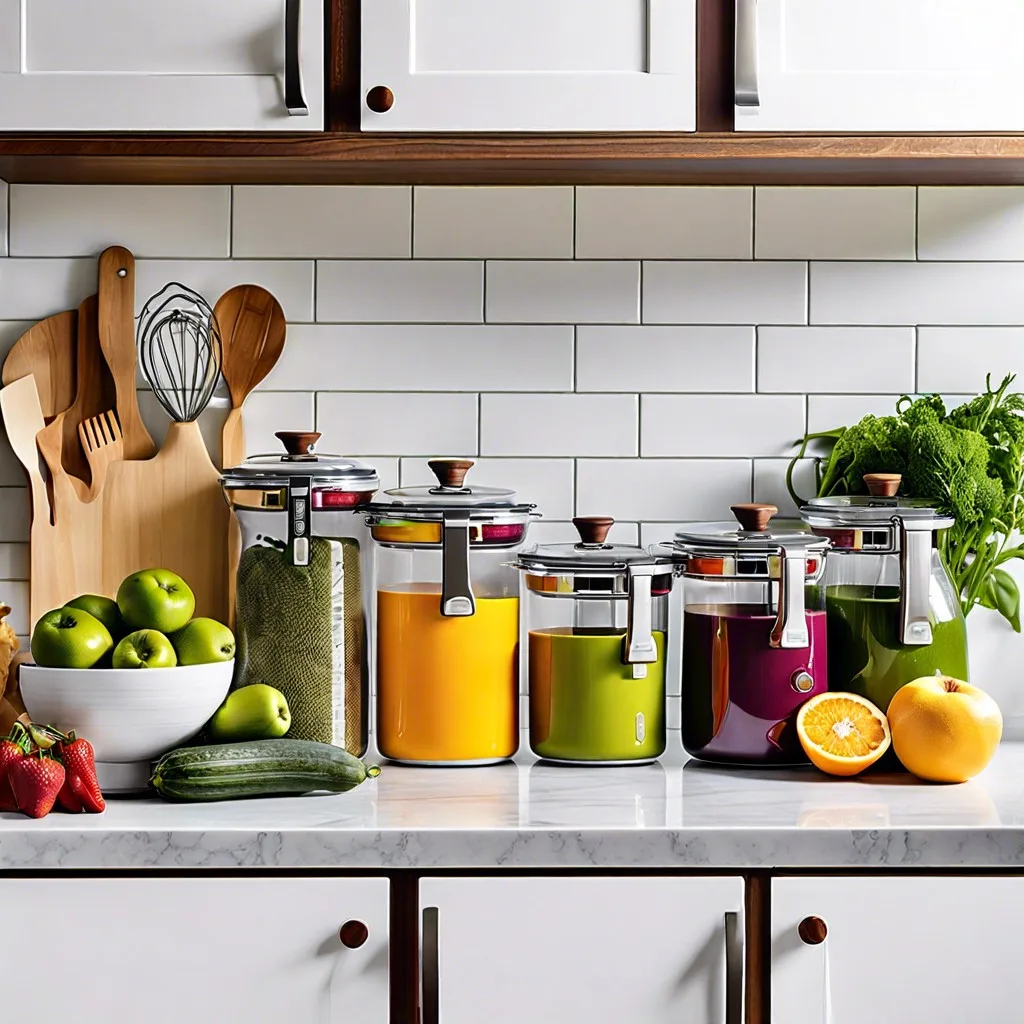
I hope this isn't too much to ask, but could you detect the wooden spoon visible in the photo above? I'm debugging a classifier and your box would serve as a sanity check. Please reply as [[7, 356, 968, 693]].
[[97, 246, 155, 462], [1, 311, 77, 420], [61, 294, 117, 486], [0, 375, 51, 526], [215, 285, 287, 469]]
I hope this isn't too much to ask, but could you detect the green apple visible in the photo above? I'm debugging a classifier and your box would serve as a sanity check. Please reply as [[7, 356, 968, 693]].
[[31, 606, 114, 669], [65, 594, 127, 641], [172, 617, 235, 666], [116, 569, 195, 633], [209, 684, 291, 741], [112, 629, 178, 669]]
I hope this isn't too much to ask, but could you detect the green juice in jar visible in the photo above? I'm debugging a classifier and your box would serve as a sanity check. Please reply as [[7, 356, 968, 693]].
[[825, 585, 969, 712]]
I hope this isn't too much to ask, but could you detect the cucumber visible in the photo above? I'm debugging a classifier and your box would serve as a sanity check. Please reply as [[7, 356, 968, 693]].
[[150, 739, 381, 802]]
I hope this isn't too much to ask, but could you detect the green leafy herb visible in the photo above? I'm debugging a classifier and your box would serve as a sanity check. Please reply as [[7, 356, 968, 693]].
[[788, 373, 1024, 631]]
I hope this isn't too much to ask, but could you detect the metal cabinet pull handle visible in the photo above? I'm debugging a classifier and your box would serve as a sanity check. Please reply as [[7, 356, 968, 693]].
[[735, 0, 760, 107], [422, 906, 440, 1024], [724, 910, 744, 1024], [284, 0, 309, 116]]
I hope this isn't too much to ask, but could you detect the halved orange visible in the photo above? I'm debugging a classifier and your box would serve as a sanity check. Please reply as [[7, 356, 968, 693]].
[[796, 692, 891, 777]]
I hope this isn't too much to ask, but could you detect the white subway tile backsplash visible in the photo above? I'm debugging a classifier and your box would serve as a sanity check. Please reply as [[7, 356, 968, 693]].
[[757, 327, 915, 394], [316, 392, 477, 457], [0, 489, 29, 543], [643, 262, 807, 325], [266, 324, 573, 392], [755, 187, 915, 260], [529, 520, 639, 546], [0, 543, 28, 581], [753, 459, 820, 518], [917, 328, 1023, 393], [486, 261, 640, 324], [401, 457, 574, 519], [0, 182, 7, 257], [1, 582, 29, 635], [233, 186, 410, 258], [480, 394, 638, 457], [641, 395, 805, 457], [918, 187, 1024, 260], [578, 460, 752, 521], [576, 326, 754, 393], [135, 260, 315, 323], [9, 185, 230, 258], [316, 260, 482, 323], [810, 262, 1024, 326], [575, 187, 752, 259], [0, 259, 95, 320], [806, 394, 903, 433], [414, 187, 573, 259], [242, 392, 316, 457]]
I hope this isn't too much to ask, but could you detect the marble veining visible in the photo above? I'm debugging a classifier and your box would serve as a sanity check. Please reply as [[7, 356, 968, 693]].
[[3, 739, 1024, 870]]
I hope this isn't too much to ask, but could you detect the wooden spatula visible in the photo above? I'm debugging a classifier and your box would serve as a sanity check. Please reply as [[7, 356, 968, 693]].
[[1, 311, 77, 420], [215, 285, 287, 468], [97, 246, 155, 462], [0, 375, 51, 527], [78, 410, 123, 501]]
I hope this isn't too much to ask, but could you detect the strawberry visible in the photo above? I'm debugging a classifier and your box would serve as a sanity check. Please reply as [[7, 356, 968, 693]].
[[59, 735, 105, 814], [0, 723, 32, 813], [9, 752, 65, 819]]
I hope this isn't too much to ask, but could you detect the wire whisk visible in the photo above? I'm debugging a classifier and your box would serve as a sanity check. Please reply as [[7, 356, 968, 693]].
[[137, 282, 222, 423]]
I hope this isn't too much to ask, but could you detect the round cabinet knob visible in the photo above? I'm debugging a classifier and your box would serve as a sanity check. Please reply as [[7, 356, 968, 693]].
[[366, 86, 395, 113], [798, 916, 828, 945], [339, 920, 369, 948]]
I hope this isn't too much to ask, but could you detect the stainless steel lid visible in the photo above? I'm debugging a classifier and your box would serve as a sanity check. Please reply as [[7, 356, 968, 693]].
[[672, 504, 829, 557], [368, 460, 534, 518], [801, 474, 954, 530], [221, 431, 379, 490], [516, 517, 667, 574]]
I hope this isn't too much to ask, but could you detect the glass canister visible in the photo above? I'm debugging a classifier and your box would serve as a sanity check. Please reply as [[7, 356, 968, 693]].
[[513, 516, 671, 765], [220, 430, 379, 755], [365, 459, 536, 766], [669, 503, 830, 766], [801, 472, 969, 712]]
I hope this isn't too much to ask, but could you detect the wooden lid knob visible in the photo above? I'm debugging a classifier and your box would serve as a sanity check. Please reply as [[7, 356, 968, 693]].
[[731, 503, 777, 533], [864, 473, 901, 497], [275, 430, 320, 457], [366, 86, 394, 113], [573, 516, 614, 545], [428, 459, 474, 489], [798, 916, 828, 945], [339, 920, 369, 949]]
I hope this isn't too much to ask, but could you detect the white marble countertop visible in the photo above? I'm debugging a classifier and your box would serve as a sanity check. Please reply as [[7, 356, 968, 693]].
[[3, 738, 1024, 870]]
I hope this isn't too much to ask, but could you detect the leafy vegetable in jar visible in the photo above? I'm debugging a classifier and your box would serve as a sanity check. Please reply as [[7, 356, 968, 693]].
[[788, 373, 1024, 631]]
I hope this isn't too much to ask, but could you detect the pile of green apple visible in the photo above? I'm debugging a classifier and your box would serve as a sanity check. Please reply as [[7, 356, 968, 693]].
[[31, 569, 235, 670]]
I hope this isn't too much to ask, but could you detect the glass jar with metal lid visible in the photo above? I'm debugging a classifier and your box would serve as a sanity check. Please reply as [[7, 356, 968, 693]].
[[666, 503, 829, 766], [513, 516, 672, 765], [220, 431, 380, 756], [801, 472, 968, 712], [365, 459, 537, 765]]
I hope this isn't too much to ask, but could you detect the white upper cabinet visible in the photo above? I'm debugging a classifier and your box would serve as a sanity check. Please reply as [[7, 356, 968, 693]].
[[0, 877, 389, 1024], [0, 0, 324, 130], [736, 0, 1024, 131], [420, 875, 744, 1024], [361, 0, 697, 131], [773, 877, 1024, 1024]]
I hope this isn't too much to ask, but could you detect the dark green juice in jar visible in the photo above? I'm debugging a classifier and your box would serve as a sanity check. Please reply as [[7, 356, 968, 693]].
[[825, 584, 969, 712]]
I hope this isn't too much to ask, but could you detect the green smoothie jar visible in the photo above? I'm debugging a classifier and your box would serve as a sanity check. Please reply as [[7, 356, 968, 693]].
[[801, 473, 968, 712], [513, 517, 673, 765]]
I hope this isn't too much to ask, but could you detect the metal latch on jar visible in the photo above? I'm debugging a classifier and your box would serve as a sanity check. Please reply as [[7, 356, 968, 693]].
[[898, 516, 934, 646], [440, 509, 476, 617], [769, 547, 810, 650], [286, 474, 312, 567], [624, 563, 659, 675]]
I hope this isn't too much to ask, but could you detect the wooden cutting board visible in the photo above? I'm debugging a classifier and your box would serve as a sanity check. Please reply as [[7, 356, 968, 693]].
[[2, 311, 77, 420]]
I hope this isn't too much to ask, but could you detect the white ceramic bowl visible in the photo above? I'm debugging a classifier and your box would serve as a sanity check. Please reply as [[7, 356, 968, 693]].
[[20, 661, 233, 793]]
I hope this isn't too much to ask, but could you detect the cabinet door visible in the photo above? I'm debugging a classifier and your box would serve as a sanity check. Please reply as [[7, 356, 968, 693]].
[[0, 0, 323, 130], [735, 0, 1024, 131], [361, 0, 696, 131], [773, 877, 1024, 1023], [421, 876, 743, 1024], [0, 877, 388, 1024]]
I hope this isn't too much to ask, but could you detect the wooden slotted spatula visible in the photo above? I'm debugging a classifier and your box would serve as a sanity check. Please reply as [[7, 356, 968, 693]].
[[97, 246, 155, 462], [1, 310, 77, 421], [79, 410, 123, 501], [215, 285, 287, 469]]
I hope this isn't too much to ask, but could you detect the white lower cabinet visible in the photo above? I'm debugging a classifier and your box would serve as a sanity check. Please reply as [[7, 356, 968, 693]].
[[773, 876, 1023, 1023], [420, 876, 744, 1024], [0, 877, 388, 1024]]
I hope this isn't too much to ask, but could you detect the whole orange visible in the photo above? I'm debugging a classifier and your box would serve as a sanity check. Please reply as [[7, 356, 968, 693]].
[[887, 676, 1002, 783]]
